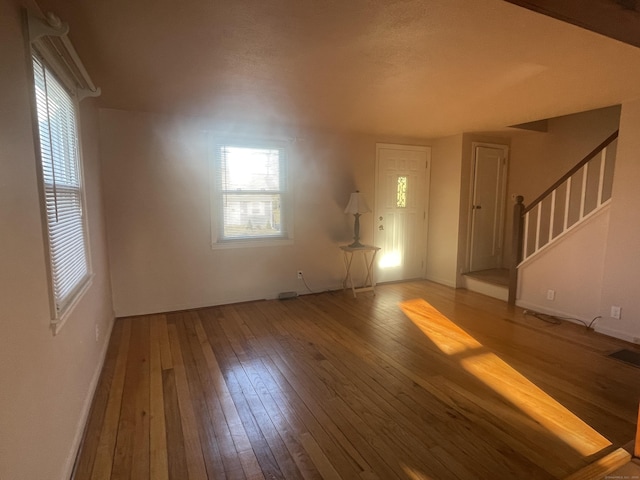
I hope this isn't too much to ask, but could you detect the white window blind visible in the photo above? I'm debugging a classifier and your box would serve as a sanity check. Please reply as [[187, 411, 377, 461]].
[[214, 144, 288, 241], [32, 52, 89, 315]]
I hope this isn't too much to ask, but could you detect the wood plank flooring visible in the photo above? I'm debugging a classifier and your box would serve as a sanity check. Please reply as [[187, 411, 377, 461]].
[[73, 281, 640, 479]]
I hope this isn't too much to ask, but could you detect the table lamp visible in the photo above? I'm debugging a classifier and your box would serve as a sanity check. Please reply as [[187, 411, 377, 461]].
[[344, 191, 371, 248]]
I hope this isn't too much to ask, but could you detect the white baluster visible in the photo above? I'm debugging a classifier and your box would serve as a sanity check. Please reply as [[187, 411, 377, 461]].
[[523, 211, 529, 260], [564, 177, 571, 231], [535, 202, 542, 252], [597, 147, 607, 206], [549, 190, 556, 243], [580, 163, 588, 219]]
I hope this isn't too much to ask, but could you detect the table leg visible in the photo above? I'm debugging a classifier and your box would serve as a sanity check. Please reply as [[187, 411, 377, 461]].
[[342, 251, 356, 298], [363, 250, 379, 295]]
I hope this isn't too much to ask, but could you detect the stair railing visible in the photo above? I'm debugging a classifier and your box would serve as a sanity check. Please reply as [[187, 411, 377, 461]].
[[508, 130, 619, 305]]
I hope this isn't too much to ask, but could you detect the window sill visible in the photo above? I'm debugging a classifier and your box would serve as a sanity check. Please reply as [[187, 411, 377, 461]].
[[50, 274, 94, 336], [211, 237, 294, 250]]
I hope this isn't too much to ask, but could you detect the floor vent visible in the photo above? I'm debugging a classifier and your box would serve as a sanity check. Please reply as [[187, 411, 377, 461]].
[[608, 349, 640, 368]]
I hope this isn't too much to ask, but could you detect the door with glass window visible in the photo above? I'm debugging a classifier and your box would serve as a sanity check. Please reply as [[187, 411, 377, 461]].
[[374, 144, 430, 283]]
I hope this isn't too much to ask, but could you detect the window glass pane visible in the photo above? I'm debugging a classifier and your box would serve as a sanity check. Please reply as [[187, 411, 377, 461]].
[[221, 146, 281, 191], [397, 176, 407, 208], [222, 193, 283, 238], [215, 143, 288, 242]]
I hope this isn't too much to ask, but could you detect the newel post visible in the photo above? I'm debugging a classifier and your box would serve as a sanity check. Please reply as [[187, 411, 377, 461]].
[[508, 195, 525, 306]]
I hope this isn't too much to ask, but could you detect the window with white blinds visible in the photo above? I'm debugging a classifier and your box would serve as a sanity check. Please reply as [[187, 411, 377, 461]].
[[32, 53, 90, 316], [213, 143, 289, 244]]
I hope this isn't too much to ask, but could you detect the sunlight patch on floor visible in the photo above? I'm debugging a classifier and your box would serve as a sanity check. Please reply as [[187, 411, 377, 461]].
[[400, 298, 611, 457]]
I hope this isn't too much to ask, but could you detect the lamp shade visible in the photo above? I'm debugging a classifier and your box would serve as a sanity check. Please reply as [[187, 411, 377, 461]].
[[344, 191, 371, 215]]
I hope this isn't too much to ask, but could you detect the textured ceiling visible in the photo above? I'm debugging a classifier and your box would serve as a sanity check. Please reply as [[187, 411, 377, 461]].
[[34, 0, 640, 137]]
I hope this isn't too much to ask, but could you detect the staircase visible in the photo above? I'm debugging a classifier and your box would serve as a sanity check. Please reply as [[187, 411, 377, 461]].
[[509, 130, 619, 305], [564, 446, 631, 480], [505, 132, 640, 479], [465, 131, 619, 303]]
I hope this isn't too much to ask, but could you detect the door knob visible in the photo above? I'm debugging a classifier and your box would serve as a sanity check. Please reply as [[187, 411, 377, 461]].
[[378, 225, 384, 230], [473, 205, 482, 210], [379, 216, 383, 221]]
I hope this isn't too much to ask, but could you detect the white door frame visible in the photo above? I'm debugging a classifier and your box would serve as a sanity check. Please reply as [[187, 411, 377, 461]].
[[466, 142, 509, 273], [374, 143, 431, 280]]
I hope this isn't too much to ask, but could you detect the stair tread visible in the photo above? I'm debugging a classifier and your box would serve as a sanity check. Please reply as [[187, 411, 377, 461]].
[[564, 447, 631, 480], [464, 268, 509, 287]]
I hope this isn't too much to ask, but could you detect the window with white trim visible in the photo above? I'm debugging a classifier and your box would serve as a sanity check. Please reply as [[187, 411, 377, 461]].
[[212, 142, 291, 246], [32, 52, 90, 319]]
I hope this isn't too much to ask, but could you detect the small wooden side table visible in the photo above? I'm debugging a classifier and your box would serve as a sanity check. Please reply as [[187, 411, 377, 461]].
[[340, 245, 381, 298]]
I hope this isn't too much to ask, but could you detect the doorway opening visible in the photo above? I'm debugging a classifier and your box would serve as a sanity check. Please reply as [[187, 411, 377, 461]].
[[468, 143, 509, 284]]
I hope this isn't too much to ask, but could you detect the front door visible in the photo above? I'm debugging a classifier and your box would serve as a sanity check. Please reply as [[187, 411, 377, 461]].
[[374, 144, 430, 283], [469, 144, 508, 272]]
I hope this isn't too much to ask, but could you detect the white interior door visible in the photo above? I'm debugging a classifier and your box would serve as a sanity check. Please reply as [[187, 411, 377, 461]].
[[375, 144, 430, 283], [469, 144, 508, 272]]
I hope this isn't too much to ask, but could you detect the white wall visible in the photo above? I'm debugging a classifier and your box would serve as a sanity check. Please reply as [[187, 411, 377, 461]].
[[99, 108, 431, 316], [517, 207, 610, 320], [0, 1, 114, 479], [598, 99, 640, 342], [508, 106, 621, 203], [426, 134, 463, 287], [425, 133, 513, 287]]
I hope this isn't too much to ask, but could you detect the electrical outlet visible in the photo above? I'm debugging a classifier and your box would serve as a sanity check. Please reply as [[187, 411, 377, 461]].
[[95, 324, 100, 342], [546, 289, 555, 300], [297, 270, 303, 279], [610, 306, 621, 319]]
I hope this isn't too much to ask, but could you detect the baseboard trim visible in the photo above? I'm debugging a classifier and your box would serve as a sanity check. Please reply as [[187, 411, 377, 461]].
[[516, 301, 640, 345], [515, 300, 591, 327], [113, 282, 346, 318], [423, 274, 457, 288], [594, 325, 640, 345], [63, 315, 116, 479]]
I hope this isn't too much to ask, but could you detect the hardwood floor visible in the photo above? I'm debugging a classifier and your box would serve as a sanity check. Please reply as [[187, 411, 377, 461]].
[[73, 281, 640, 479]]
